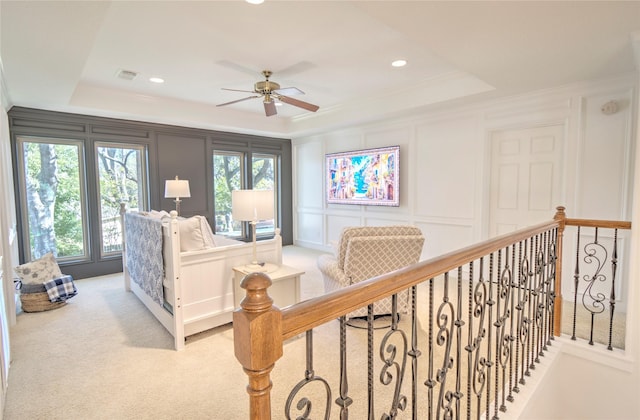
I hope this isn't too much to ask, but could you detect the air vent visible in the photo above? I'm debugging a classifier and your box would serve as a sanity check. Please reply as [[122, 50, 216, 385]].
[[117, 69, 138, 80]]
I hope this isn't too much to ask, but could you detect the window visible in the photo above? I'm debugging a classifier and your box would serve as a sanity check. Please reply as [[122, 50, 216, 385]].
[[16, 137, 88, 261], [252, 153, 276, 236], [212, 150, 279, 240], [213, 151, 243, 237], [15, 136, 150, 267], [95, 143, 148, 256]]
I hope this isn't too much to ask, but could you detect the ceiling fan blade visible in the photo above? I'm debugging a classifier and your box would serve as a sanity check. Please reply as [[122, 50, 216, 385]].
[[264, 101, 277, 117], [274, 87, 305, 96], [276, 61, 315, 77], [277, 95, 319, 112], [215, 60, 260, 77], [217, 95, 261, 107], [221, 87, 257, 94]]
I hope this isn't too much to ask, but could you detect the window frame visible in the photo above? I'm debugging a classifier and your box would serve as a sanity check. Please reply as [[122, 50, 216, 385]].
[[212, 150, 246, 238], [15, 135, 90, 263], [94, 141, 150, 258], [211, 145, 282, 243]]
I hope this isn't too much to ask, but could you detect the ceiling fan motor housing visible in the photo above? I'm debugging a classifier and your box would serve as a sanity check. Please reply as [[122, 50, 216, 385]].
[[255, 80, 280, 94]]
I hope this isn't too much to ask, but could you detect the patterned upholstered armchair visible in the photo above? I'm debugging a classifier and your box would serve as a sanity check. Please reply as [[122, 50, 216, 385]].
[[317, 226, 425, 318]]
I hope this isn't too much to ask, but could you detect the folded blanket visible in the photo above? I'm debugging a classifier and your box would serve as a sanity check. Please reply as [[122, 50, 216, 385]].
[[43, 275, 77, 303]]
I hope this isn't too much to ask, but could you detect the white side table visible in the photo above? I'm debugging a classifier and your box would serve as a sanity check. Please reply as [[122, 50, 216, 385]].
[[233, 263, 304, 309]]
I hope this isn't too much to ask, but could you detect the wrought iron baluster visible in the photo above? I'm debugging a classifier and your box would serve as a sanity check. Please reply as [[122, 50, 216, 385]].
[[524, 236, 534, 378], [492, 249, 502, 420], [608, 229, 619, 351], [485, 254, 495, 420], [580, 227, 608, 346], [530, 234, 542, 369], [507, 243, 516, 405], [466, 261, 474, 420], [409, 285, 421, 419], [435, 272, 455, 420], [497, 246, 512, 414], [336, 316, 352, 419], [572, 226, 581, 340], [513, 240, 524, 393], [379, 294, 408, 420], [534, 234, 545, 363], [548, 228, 558, 342], [368, 304, 375, 420], [425, 277, 435, 420], [545, 230, 556, 346], [517, 239, 530, 387], [525, 235, 539, 376], [541, 231, 549, 353], [455, 267, 464, 419], [470, 257, 488, 420], [285, 329, 332, 420]]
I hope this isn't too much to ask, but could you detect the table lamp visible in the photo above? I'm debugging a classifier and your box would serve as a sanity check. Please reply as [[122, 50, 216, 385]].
[[232, 189, 274, 271], [164, 176, 191, 215]]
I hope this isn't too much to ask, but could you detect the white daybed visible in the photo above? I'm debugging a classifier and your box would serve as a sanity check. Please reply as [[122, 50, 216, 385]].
[[120, 205, 282, 350]]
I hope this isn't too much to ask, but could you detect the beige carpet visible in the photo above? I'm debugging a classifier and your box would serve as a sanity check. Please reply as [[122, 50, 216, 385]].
[[3, 246, 625, 419]]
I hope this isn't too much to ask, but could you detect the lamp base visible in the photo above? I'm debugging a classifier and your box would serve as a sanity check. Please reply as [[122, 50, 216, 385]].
[[242, 262, 277, 273]]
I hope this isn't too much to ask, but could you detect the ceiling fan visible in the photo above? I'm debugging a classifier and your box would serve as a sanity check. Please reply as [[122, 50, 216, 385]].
[[217, 70, 319, 117]]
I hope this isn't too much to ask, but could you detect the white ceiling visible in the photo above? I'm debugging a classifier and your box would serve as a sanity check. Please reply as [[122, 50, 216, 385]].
[[1, 1, 639, 138]]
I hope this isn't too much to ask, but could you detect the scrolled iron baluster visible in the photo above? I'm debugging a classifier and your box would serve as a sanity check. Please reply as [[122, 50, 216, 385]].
[[527, 235, 542, 372], [485, 254, 495, 420], [285, 330, 332, 420], [409, 285, 421, 418], [470, 258, 488, 416], [507, 242, 517, 404], [546, 233, 558, 343], [435, 273, 456, 420], [379, 330, 408, 418], [379, 294, 409, 420], [581, 229, 608, 346], [534, 235, 548, 362]]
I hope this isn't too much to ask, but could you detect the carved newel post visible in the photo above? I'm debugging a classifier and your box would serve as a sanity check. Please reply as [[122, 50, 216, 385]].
[[233, 272, 283, 420], [553, 206, 566, 337]]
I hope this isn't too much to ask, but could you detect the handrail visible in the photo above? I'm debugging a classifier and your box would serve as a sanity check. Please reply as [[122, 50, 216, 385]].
[[281, 218, 560, 340], [565, 218, 631, 229]]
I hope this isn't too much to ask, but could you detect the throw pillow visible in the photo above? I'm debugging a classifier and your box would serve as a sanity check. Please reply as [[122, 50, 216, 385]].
[[178, 216, 206, 252], [14, 252, 63, 285], [199, 216, 217, 248]]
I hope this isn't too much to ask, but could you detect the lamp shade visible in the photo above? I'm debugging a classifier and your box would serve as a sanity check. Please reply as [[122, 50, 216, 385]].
[[232, 189, 274, 222], [164, 177, 191, 199]]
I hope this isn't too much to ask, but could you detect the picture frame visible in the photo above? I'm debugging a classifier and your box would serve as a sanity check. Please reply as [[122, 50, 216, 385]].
[[326, 145, 399, 206]]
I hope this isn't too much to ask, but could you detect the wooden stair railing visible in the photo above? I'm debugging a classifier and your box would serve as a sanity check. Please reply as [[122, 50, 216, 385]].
[[233, 206, 631, 419]]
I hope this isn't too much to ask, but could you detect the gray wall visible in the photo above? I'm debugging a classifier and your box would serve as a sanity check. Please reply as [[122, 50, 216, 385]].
[[8, 107, 292, 279]]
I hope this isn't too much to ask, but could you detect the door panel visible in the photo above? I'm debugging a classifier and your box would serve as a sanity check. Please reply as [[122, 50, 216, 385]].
[[489, 125, 564, 236]]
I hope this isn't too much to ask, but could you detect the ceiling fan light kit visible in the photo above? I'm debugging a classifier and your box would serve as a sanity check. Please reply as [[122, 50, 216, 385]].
[[217, 70, 319, 117]]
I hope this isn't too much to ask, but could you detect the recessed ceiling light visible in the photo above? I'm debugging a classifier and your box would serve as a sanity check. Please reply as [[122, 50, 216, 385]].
[[246, 0, 264, 4], [149, 77, 165, 84], [391, 59, 407, 68]]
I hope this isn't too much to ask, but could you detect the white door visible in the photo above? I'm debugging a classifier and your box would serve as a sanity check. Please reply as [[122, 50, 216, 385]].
[[489, 125, 564, 236]]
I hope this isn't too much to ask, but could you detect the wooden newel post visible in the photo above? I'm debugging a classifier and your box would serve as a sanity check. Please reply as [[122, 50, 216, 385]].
[[553, 206, 566, 337], [233, 272, 283, 420]]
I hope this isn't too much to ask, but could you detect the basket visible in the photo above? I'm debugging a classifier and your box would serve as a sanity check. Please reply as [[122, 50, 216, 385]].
[[20, 290, 66, 313]]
